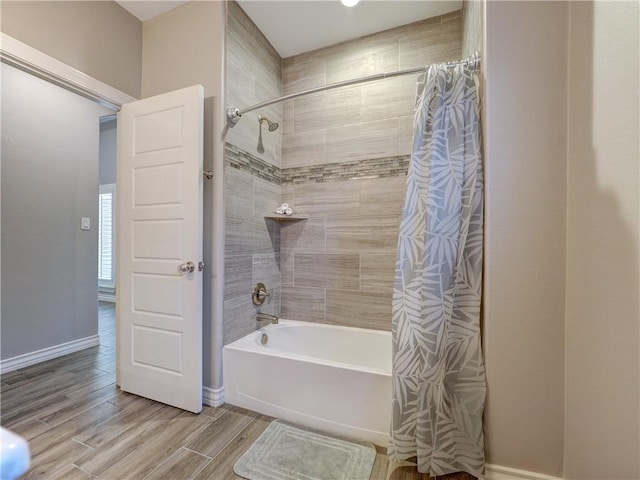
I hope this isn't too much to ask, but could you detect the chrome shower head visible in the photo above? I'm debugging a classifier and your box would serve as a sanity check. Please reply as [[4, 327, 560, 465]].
[[258, 114, 279, 132]]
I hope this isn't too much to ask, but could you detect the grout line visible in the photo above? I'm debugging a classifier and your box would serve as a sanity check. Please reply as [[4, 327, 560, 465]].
[[189, 457, 213, 480], [72, 464, 97, 479], [72, 438, 94, 450], [181, 446, 213, 460]]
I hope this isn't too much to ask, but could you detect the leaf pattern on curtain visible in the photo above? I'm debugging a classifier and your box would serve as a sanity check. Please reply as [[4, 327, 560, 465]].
[[388, 58, 486, 479]]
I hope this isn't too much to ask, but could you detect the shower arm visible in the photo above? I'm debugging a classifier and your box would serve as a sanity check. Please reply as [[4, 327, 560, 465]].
[[226, 52, 481, 126]]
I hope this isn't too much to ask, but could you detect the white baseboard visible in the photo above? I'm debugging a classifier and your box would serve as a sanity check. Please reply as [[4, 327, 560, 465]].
[[486, 464, 563, 480], [203, 385, 225, 407], [0, 335, 100, 374]]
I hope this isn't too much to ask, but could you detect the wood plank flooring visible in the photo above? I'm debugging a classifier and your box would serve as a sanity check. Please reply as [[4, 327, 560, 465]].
[[1, 302, 472, 480]]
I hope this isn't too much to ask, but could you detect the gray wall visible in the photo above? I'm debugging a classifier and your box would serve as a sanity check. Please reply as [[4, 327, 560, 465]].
[[99, 119, 117, 185], [0, 1, 142, 98], [1, 63, 111, 360]]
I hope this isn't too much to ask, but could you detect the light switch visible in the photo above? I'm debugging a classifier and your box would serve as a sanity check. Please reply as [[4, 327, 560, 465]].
[[81, 217, 91, 231]]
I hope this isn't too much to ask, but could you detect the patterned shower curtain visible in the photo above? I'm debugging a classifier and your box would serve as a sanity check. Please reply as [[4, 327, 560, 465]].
[[388, 56, 486, 478]]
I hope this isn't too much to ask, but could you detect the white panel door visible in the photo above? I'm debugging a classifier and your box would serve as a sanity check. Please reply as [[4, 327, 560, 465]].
[[117, 85, 203, 413]]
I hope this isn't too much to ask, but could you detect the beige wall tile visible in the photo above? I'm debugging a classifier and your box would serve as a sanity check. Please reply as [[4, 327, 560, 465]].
[[293, 182, 361, 218], [361, 254, 397, 292], [293, 87, 361, 133], [282, 100, 295, 135], [253, 177, 281, 216], [325, 35, 398, 84], [397, 14, 462, 70], [224, 255, 252, 300], [227, 1, 256, 46], [397, 115, 414, 156], [223, 295, 258, 345], [226, 109, 282, 168], [293, 254, 360, 289], [225, 214, 277, 256], [325, 290, 392, 331], [280, 218, 326, 253], [325, 118, 398, 163], [325, 214, 400, 254], [360, 76, 416, 123], [440, 10, 463, 34], [226, 59, 255, 112], [282, 130, 326, 168], [225, 167, 253, 217], [226, 1, 282, 167], [359, 176, 407, 218], [281, 184, 294, 205], [396, 16, 444, 66], [283, 54, 326, 95], [462, 0, 483, 59], [254, 79, 282, 111], [252, 253, 280, 291], [280, 249, 294, 287], [280, 287, 325, 323], [227, 9, 463, 334]]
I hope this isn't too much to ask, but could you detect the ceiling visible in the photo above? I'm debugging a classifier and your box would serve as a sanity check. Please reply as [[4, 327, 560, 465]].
[[116, 0, 462, 58], [115, 1, 189, 22]]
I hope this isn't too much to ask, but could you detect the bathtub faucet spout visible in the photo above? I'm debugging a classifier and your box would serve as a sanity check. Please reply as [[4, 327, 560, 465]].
[[257, 312, 279, 326]]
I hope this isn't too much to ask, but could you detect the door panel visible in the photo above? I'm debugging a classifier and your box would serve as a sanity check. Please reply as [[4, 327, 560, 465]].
[[117, 85, 203, 413]]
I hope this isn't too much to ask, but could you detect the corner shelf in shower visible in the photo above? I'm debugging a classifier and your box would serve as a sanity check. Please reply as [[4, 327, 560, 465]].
[[264, 214, 308, 222]]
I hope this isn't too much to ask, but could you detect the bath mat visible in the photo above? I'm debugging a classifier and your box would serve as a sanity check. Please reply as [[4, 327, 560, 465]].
[[234, 420, 376, 480]]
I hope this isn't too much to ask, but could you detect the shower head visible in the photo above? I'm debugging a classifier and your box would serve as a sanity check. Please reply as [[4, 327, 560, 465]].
[[258, 114, 279, 132]]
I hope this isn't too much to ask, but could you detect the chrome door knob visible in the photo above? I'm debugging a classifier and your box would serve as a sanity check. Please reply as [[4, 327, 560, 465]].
[[179, 261, 196, 273]]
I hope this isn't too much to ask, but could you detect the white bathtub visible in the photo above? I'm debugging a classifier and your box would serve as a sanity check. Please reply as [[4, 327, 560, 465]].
[[223, 319, 392, 446]]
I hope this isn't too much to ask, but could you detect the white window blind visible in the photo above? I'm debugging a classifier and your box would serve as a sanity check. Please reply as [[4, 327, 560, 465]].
[[98, 183, 116, 289]]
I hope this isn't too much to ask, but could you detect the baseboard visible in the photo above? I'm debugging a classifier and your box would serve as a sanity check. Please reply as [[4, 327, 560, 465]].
[[0, 335, 100, 374], [486, 464, 563, 480], [202, 385, 225, 407]]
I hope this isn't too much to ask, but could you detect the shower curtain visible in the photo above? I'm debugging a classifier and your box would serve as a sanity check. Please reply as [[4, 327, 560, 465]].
[[388, 56, 486, 478]]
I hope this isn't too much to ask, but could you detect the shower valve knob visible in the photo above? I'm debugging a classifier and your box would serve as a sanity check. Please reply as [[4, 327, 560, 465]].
[[252, 283, 269, 305]]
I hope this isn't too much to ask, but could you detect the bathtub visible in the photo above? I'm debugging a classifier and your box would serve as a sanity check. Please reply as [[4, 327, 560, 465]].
[[223, 319, 392, 446]]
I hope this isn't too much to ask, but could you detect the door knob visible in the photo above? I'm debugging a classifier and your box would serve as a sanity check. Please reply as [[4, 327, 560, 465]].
[[179, 261, 195, 273]]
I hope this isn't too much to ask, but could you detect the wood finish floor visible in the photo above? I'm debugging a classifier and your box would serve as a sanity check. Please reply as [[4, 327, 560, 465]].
[[1, 303, 472, 480]]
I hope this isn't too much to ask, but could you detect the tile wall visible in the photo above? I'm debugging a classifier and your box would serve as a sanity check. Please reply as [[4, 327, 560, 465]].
[[225, 1, 282, 166], [224, 4, 463, 341], [224, 1, 282, 345], [279, 12, 463, 330]]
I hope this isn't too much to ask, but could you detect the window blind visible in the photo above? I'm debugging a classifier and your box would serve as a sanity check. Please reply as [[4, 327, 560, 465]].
[[98, 184, 115, 288]]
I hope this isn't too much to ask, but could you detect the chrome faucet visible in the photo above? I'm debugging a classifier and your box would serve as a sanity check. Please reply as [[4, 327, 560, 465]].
[[256, 312, 279, 326]]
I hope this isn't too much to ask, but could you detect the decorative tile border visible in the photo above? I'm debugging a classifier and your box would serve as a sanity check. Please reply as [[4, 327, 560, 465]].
[[225, 143, 410, 185], [225, 143, 282, 184], [281, 156, 410, 185]]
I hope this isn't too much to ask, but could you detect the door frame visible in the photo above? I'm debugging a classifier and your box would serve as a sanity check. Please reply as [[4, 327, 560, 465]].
[[0, 33, 135, 108]]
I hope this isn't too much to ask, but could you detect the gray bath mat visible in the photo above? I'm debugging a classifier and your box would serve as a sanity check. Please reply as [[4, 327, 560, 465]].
[[234, 420, 376, 480]]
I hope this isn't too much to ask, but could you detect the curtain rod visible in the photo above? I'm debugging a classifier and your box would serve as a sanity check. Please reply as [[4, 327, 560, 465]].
[[226, 52, 480, 126]]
